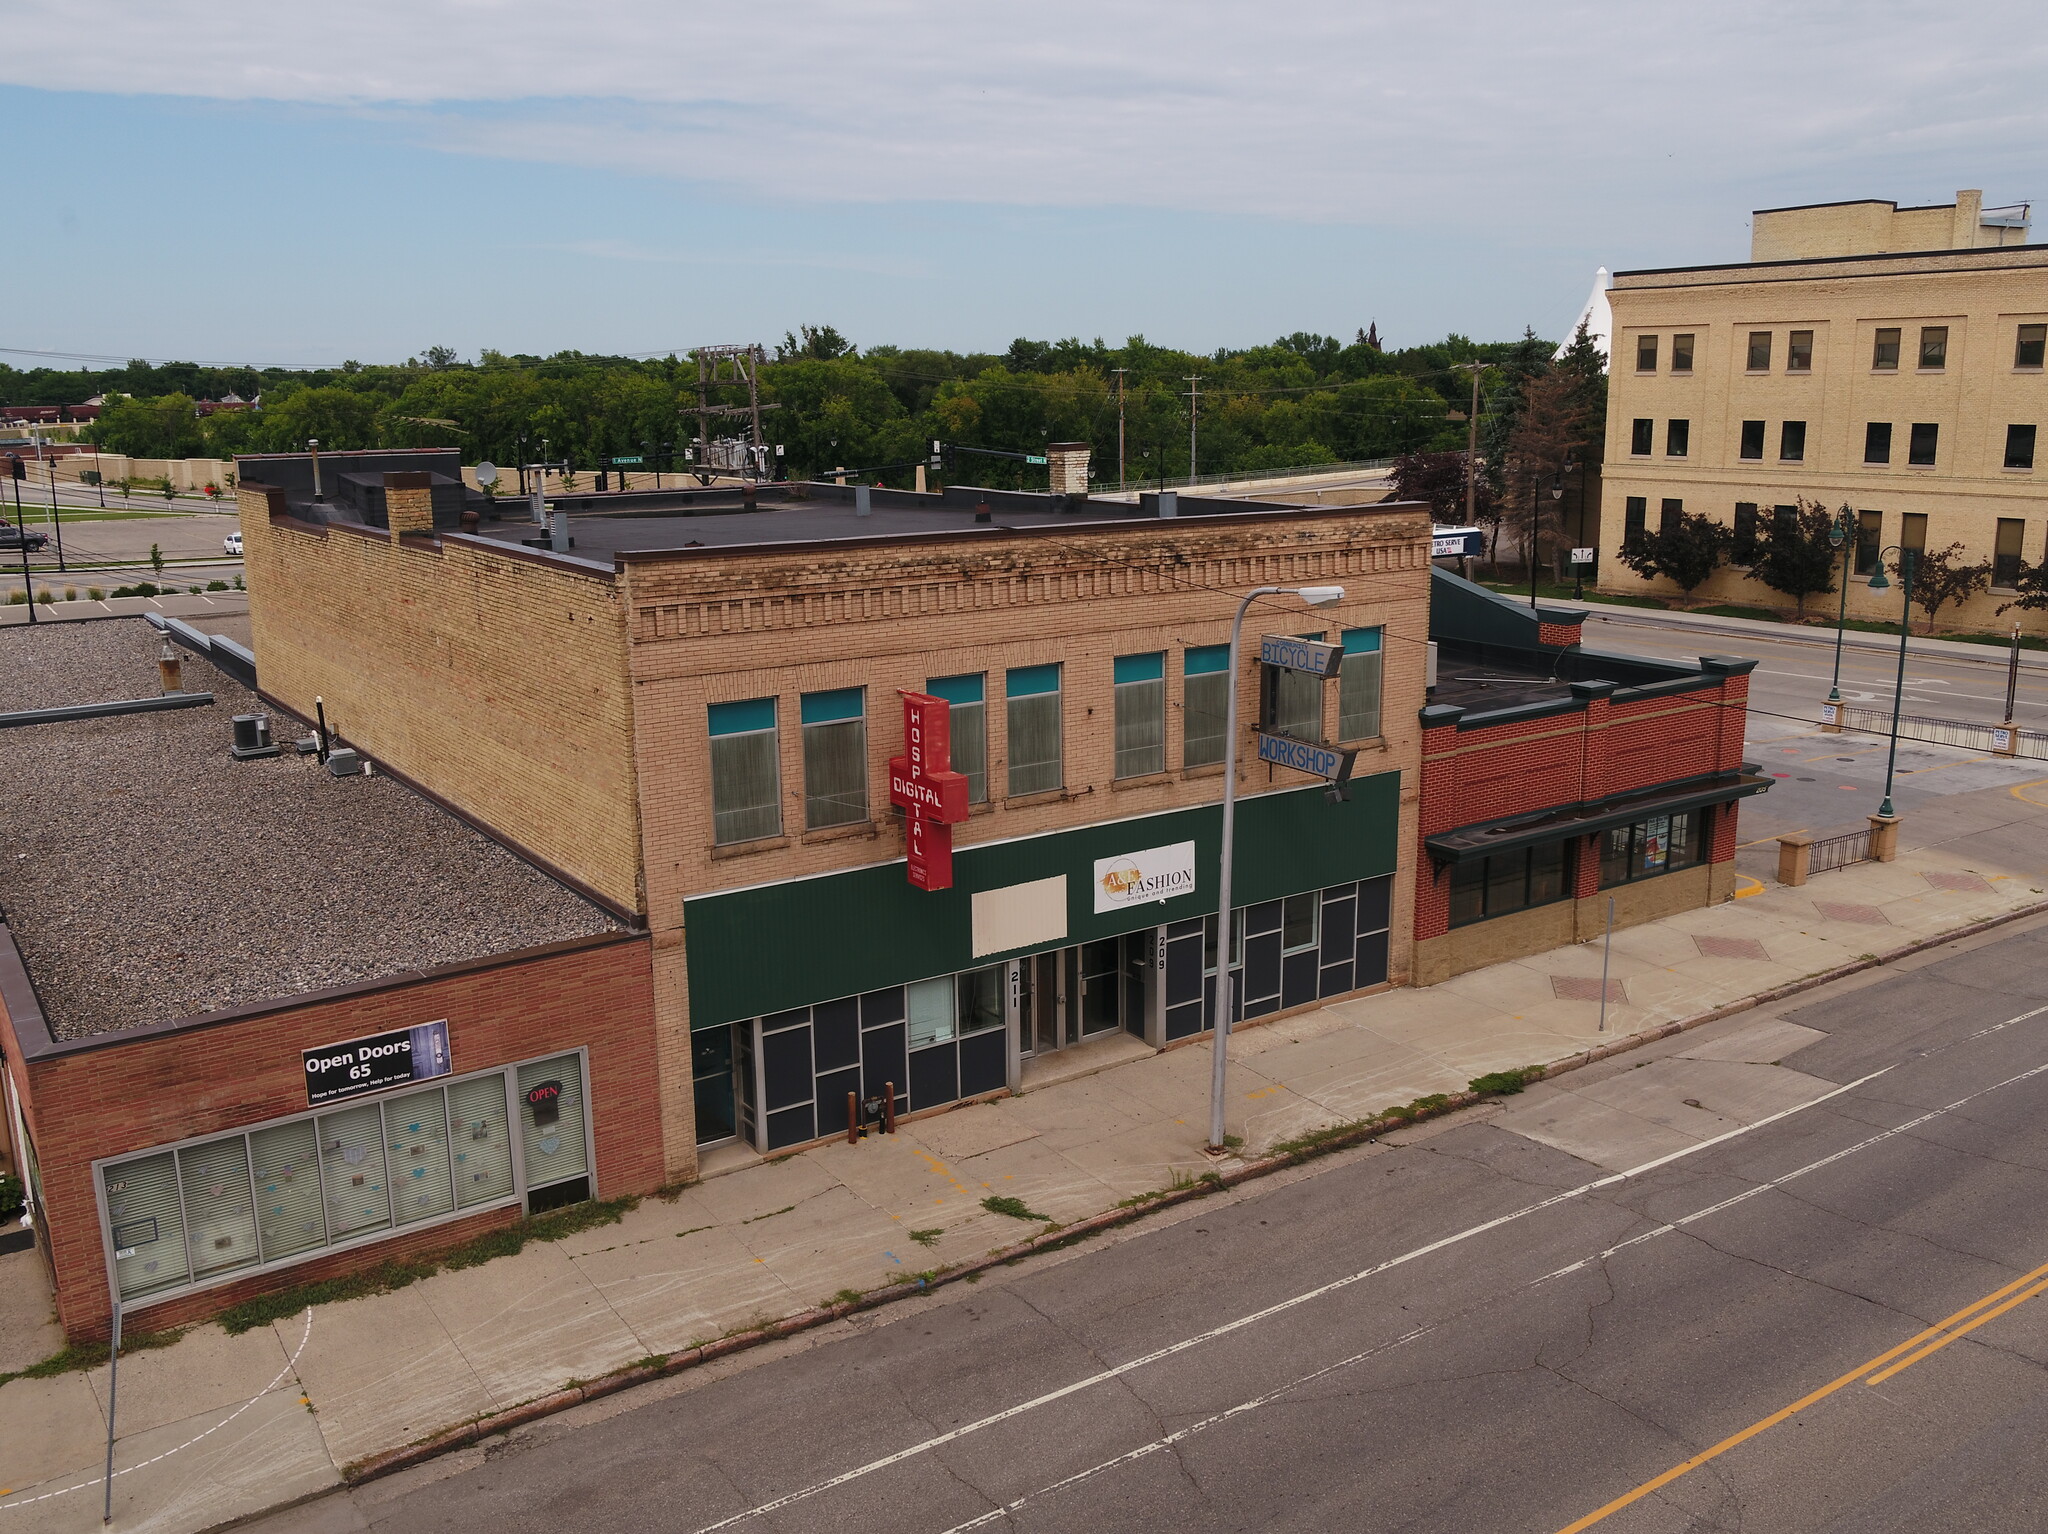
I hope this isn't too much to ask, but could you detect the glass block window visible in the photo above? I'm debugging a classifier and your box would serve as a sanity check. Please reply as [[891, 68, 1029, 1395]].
[[1113, 652, 1166, 779], [926, 674, 987, 803], [1338, 628, 1382, 741], [1183, 645, 1229, 768], [709, 698, 781, 845], [1006, 664, 1063, 796], [800, 687, 867, 830]]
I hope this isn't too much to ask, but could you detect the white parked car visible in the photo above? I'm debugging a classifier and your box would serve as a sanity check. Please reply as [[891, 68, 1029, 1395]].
[[223, 531, 243, 557]]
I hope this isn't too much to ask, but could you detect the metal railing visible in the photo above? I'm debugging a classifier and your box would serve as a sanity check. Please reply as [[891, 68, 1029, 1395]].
[[1167, 457, 1396, 491], [1808, 828, 1871, 874], [1833, 704, 2048, 761]]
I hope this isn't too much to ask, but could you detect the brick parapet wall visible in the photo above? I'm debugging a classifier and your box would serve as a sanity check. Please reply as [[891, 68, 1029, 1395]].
[[238, 485, 642, 914], [4, 930, 660, 1341]]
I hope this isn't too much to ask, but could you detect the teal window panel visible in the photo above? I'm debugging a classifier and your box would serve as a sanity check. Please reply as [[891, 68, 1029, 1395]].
[[1006, 664, 1061, 697], [800, 688, 864, 726], [1114, 652, 1164, 685], [1184, 645, 1228, 676], [1342, 628, 1382, 654], [709, 698, 775, 737], [925, 673, 985, 705]]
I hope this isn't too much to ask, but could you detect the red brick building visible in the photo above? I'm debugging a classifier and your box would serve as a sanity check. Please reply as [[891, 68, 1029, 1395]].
[[1411, 572, 1764, 983]]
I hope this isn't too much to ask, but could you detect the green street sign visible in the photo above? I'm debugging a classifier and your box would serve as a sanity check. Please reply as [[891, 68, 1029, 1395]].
[[611, 455, 645, 465], [1024, 454, 1048, 465]]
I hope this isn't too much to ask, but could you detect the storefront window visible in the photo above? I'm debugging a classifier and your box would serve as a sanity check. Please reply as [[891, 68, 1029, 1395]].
[[1448, 841, 1572, 928], [955, 966, 1005, 1035], [102, 1056, 575, 1306], [907, 976, 955, 1048], [1599, 809, 1707, 889]]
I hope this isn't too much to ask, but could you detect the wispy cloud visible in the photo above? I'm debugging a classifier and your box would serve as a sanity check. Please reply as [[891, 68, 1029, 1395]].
[[5, 0, 2043, 237], [534, 237, 928, 278]]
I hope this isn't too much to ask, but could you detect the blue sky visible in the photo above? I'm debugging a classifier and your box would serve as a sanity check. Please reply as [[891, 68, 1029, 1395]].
[[5, 0, 2042, 366]]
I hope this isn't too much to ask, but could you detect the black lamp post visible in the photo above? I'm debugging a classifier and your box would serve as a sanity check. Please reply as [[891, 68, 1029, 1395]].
[[1866, 546, 1916, 818], [1825, 510, 1853, 717], [1532, 466, 1575, 609]]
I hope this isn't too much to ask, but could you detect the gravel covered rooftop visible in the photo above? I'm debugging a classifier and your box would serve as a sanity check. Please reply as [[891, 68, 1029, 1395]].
[[0, 620, 622, 1041]]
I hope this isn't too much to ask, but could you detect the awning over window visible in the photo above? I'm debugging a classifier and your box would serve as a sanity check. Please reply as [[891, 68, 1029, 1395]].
[[1425, 769, 1770, 865]]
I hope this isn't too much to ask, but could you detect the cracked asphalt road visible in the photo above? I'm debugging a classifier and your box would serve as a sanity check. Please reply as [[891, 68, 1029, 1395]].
[[260, 916, 2048, 1534]]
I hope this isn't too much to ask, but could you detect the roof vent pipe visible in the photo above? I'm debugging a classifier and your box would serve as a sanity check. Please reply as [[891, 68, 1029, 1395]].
[[158, 642, 183, 695], [854, 484, 871, 517], [975, 501, 991, 524], [1158, 490, 1178, 518]]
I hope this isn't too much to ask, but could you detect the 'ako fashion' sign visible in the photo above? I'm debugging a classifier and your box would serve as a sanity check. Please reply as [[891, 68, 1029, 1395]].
[[1093, 841, 1197, 913], [889, 691, 970, 890]]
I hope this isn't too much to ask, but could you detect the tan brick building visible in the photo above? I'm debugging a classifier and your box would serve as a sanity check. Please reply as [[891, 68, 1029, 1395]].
[[237, 461, 1435, 1178], [1598, 189, 2048, 631]]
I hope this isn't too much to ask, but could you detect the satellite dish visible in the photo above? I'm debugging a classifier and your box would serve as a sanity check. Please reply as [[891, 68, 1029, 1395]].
[[475, 460, 499, 488]]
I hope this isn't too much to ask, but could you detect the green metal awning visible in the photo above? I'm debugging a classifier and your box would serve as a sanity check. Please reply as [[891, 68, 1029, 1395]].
[[1425, 770, 1771, 865]]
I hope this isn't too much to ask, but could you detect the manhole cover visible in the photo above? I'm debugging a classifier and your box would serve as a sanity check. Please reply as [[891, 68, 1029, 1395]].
[[1797, 776, 1817, 781]]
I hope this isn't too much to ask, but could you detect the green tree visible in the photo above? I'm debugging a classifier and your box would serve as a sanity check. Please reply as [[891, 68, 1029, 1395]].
[[1894, 542, 1991, 634], [91, 393, 205, 458], [1618, 510, 1732, 598], [1750, 499, 1842, 615]]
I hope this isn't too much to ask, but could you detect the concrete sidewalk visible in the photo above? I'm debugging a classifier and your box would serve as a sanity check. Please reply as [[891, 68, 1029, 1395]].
[[7, 783, 2048, 1533]]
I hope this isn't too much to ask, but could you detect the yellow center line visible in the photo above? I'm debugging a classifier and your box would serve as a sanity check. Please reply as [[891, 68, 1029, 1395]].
[[1553, 1254, 2048, 1534], [1862, 1271, 2048, 1385], [2010, 778, 2048, 809]]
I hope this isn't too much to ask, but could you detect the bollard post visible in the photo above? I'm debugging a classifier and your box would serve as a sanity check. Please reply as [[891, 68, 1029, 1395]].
[[884, 1082, 896, 1135], [1777, 833, 1815, 886], [846, 1092, 858, 1145]]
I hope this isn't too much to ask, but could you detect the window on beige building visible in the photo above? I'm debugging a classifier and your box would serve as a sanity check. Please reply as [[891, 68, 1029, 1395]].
[[1747, 332, 1773, 370], [1112, 653, 1165, 779], [1624, 497, 1647, 543], [1901, 513, 1928, 559], [1864, 422, 1892, 464], [1636, 335, 1658, 372], [1182, 646, 1227, 768], [1671, 334, 1695, 371], [709, 698, 782, 845], [1780, 421, 1807, 462], [1665, 419, 1690, 457], [2018, 325, 2047, 369], [1005, 665, 1062, 796], [1739, 420, 1765, 460], [1909, 422, 1939, 466], [1787, 331, 1814, 371], [1873, 328, 1901, 370], [2008, 425, 2039, 471], [1660, 498, 1684, 535], [1855, 510, 1884, 576], [1630, 418, 1654, 456], [926, 674, 987, 803], [1919, 326, 1949, 369], [1996, 519, 2026, 589], [1733, 503, 1759, 561]]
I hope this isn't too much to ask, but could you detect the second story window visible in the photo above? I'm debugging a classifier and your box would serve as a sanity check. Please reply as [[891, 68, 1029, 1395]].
[[1665, 419, 1690, 457], [1181, 646, 1228, 768], [1739, 420, 1765, 460], [1630, 418, 1654, 456], [1005, 664, 1062, 797], [800, 688, 867, 830], [2018, 324, 2047, 369], [1636, 335, 1658, 372], [1909, 422, 1939, 467], [1747, 332, 1773, 370], [1873, 328, 1901, 370], [1338, 628, 1383, 741], [926, 673, 987, 803], [2007, 424, 2038, 471], [1113, 652, 1166, 779], [1919, 326, 1948, 369], [1865, 422, 1892, 464], [708, 698, 781, 845], [1262, 643, 1323, 743], [1671, 333, 1695, 372], [1787, 330, 1814, 371], [1780, 421, 1807, 462]]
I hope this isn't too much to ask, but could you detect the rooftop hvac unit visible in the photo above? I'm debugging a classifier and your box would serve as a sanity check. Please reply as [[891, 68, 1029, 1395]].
[[230, 713, 279, 760]]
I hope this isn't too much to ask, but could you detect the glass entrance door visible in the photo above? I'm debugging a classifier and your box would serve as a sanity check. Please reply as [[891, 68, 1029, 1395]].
[[692, 1025, 740, 1146], [1077, 939, 1123, 1038]]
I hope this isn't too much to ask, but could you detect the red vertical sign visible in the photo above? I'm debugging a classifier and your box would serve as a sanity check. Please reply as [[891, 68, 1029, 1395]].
[[889, 691, 970, 890]]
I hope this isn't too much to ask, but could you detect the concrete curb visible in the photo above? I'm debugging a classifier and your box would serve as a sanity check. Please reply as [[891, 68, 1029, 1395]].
[[337, 892, 2048, 1489]]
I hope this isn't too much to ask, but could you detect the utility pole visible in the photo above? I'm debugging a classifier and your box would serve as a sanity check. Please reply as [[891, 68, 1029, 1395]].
[[1111, 367, 1130, 491], [1453, 362, 1485, 530], [1184, 375, 1203, 485]]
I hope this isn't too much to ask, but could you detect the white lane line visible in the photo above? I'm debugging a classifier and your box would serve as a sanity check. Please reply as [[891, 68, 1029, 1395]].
[[689, 1069, 1889, 1534], [0, 1308, 313, 1511], [941, 1052, 2048, 1534]]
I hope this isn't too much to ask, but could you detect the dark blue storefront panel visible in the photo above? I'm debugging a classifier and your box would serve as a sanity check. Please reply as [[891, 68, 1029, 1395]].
[[909, 1044, 959, 1112], [763, 1026, 813, 1112], [863, 1022, 908, 1106], [814, 998, 860, 1072], [959, 1030, 1008, 1096]]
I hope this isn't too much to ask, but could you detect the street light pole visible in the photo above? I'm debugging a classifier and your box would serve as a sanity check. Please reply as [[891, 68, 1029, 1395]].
[[1867, 546, 1915, 818], [1826, 510, 1853, 714], [1207, 582, 1346, 1153]]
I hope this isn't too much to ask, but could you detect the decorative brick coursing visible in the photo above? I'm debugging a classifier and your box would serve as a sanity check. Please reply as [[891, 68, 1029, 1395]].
[[237, 486, 641, 914], [2, 933, 660, 1341], [1536, 620, 1583, 648]]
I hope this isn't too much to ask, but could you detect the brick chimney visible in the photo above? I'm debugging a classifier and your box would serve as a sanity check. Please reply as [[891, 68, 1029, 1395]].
[[384, 471, 434, 539], [1046, 442, 1090, 496]]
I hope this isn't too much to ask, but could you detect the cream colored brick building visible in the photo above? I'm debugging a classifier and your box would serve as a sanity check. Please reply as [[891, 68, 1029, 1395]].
[[1598, 190, 2048, 631]]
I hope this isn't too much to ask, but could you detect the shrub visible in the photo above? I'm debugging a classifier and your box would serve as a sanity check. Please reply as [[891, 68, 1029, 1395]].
[[6, 590, 25, 604], [0, 1171, 23, 1217], [233, 574, 245, 590], [35, 589, 54, 604], [63, 585, 76, 601], [206, 580, 228, 591], [87, 586, 103, 600]]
